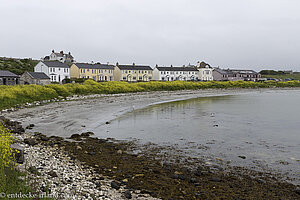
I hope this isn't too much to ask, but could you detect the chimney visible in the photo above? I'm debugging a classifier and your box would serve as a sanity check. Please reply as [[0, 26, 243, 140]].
[[52, 50, 55, 53], [107, 62, 109, 65], [91, 61, 94, 64], [116, 62, 119, 66], [68, 52, 71, 55], [60, 51, 64, 54], [133, 63, 135, 66], [155, 64, 158, 68], [171, 65, 173, 67]]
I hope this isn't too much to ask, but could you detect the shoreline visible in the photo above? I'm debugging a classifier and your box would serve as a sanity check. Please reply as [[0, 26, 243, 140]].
[[3, 87, 300, 138], [2, 88, 300, 199], [1, 118, 299, 199]]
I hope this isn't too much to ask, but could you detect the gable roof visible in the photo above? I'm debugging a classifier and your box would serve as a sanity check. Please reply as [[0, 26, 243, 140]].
[[229, 69, 259, 74], [42, 61, 70, 68], [74, 63, 114, 70], [117, 65, 153, 70], [156, 66, 198, 72], [213, 68, 229, 74], [0, 70, 18, 77], [27, 72, 50, 79], [53, 52, 74, 59]]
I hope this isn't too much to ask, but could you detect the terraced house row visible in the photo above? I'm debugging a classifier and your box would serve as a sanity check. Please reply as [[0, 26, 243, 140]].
[[17, 50, 260, 85]]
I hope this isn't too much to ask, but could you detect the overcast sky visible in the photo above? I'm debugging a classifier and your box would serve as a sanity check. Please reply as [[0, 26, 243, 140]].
[[1, 0, 300, 71]]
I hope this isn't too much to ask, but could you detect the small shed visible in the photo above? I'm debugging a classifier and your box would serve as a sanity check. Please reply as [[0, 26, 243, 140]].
[[0, 70, 19, 85], [20, 72, 50, 85]]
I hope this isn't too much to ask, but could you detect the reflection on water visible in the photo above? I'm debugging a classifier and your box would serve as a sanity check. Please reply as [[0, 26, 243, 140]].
[[94, 90, 300, 182]]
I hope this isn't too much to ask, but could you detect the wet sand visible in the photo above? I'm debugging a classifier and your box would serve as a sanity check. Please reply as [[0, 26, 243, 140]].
[[3, 89, 257, 137]]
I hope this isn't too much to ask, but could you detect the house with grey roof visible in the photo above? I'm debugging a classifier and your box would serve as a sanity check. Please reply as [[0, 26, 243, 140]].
[[115, 63, 153, 82], [70, 62, 116, 81], [34, 61, 70, 83], [0, 70, 19, 85], [43, 50, 74, 63], [153, 65, 199, 81], [20, 72, 50, 85], [213, 68, 261, 81]]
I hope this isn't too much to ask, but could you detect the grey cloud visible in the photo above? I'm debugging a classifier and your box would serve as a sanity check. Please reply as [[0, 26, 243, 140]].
[[0, 0, 299, 71]]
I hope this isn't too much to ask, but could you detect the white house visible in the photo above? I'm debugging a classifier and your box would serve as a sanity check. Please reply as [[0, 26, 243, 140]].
[[43, 50, 74, 63], [196, 61, 213, 81], [153, 65, 199, 81], [34, 61, 70, 83]]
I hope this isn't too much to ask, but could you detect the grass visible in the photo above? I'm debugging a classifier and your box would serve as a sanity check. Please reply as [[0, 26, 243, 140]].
[[262, 74, 300, 80], [1, 79, 300, 111]]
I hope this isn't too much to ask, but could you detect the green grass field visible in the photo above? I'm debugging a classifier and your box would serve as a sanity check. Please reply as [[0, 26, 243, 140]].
[[262, 74, 300, 80]]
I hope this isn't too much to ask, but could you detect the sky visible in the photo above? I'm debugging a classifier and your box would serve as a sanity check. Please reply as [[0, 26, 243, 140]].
[[0, 0, 300, 71]]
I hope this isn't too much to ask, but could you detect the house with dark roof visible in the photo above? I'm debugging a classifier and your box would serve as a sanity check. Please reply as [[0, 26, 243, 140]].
[[213, 68, 261, 81], [0, 70, 19, 85], [34, 61, 70, 83], [20, 72, 50, 85], [43, 50, 74, 63], [70, 63, 115, 81], [115, 63, 153, 82], [153, 65, 199, 81]]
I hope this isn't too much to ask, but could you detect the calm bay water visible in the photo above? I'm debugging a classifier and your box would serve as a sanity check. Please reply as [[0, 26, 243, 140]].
[[94, 89, 300, 182]]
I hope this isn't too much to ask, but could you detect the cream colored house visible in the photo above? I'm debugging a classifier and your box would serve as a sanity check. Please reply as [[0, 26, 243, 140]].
[[196, 61, 213, 81], [70, 63, 117, 81], [114, 63, 153, 82]]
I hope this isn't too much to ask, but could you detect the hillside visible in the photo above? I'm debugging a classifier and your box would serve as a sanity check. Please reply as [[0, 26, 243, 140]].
[[0, 57, 39, 75]]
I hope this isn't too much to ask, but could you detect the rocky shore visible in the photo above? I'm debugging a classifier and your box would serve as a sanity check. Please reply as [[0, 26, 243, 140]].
[[1, 116, 300, 200], [1, 117, 158, 200]]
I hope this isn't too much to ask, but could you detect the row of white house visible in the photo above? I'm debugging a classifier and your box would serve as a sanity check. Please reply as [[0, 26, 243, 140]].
[[34, 61, 213, 83], [34, 50, 261, 83], [34, 50, 214, 83]]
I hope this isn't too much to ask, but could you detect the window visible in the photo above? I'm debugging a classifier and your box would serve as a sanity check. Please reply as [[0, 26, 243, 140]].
[[133, 76, 136, 80], [110, 76, 113, 81], [125, 71, 127, 73], [83, 69, 86, 73], [139, 76, 142, 80], [53, 68, 55, 72], [54, 76, 56, 81], [161, 72, 163, 74], [81, 69, 83, 73], [123, 77, 126, 80], [149, 77, 152, 80]]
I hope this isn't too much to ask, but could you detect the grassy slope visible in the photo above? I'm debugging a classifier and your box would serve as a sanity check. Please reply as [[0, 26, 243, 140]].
[[1, 80, 300, 111], [262, 74, 300, 80], [0, 57, 39, 75]]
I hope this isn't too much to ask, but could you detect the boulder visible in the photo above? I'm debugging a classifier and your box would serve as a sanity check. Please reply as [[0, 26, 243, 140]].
[[11, 144, 25, 164], [24, 138, 38, 146]]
